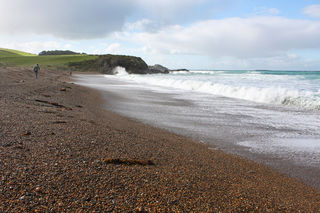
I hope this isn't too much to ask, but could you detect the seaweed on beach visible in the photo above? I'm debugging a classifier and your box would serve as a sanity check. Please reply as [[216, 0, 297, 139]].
[[104, 158, 155, 166], [35, 99, 72, 110]]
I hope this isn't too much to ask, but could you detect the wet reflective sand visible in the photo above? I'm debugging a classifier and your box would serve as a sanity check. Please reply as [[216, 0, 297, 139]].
[[76, 74, 320, 189]]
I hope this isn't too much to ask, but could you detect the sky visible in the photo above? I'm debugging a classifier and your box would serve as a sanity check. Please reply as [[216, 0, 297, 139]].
[[1, 0, 320, 70]]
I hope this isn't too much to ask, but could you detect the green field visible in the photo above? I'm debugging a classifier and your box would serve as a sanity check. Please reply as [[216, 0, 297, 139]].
[[0, 48, 36, 57], [0, 48, 98, 68]]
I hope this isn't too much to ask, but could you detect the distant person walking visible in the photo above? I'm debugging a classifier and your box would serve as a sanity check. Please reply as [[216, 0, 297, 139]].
[[33, 64, 40, 79]]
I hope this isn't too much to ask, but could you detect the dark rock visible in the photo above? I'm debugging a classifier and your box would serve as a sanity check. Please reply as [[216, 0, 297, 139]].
[[170, 68, 189, 72], [103, 158, 155, 166], [97, 55, 149, 74], [148, 64, 170, 74], [69, 54, 149, 74], [52, 121, 67, 124], [68, 54, 188, 75], [21, 131, 31, 136]]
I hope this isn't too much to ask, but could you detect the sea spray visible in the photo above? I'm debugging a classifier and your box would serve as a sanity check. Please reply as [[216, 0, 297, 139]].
[[112, 66, 128, 75], [107, 70, 320, 110]]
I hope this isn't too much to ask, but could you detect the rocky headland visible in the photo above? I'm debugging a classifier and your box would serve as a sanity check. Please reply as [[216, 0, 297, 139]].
[[68, 55, 188, 74]]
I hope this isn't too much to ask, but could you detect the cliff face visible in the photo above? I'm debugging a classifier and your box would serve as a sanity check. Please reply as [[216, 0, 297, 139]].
[[68, 54, 188, 74], [69, 54, 149, 74], [97, 55, 149, 74]]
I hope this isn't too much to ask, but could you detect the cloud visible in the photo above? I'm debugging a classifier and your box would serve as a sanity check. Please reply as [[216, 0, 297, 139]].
[[0, 40, 69, 54], [303, 4, 320, 18], [123, 17, 320, 59], [0, 0, 209, 39], [254, 7, 280, 16], [105, 43, 122, 54], [0, 0, 135, 39], [136, 0, 208, 23], [124, 19, 160, 32], [268, 8, 280, 15]]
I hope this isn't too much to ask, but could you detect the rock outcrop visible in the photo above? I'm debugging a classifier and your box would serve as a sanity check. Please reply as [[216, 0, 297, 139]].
[[69, 54, 149, 74], [170, 69, 189, 72], [148, 64, 190, 74], [148, 64, 170, 74], [69, 54, 188, 74]]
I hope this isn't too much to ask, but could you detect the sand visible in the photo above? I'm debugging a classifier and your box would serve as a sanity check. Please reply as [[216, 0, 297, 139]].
[[1, 66, 320, 212]]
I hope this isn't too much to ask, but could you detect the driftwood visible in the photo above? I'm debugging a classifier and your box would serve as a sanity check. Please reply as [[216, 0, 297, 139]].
[[104, 158, 155, 166], [35, 99, 72, 110]]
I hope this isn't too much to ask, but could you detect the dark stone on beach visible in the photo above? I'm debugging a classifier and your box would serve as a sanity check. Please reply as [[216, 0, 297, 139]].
[[21, 131, 31, 136], [52, 121, 67, 124], [104, 158, 155, 166]]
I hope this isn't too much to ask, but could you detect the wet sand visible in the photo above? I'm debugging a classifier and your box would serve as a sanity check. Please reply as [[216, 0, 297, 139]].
[[76, 74, 320, 190], [1, 67, 320, 212]]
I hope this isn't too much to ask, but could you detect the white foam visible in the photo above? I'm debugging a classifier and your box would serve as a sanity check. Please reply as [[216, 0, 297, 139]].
[[76, 73, 320, 172], [189, 70, 221, 74], [171, 71, 190, 75], [239, 137, 320, 167], [111, 74, 320, 109], [171, 70, 224, 75], [113, 66, 128, 75]]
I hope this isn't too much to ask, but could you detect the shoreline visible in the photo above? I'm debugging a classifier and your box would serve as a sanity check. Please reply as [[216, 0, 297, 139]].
[[76, 73, 320, 190], [1, 67, 320, 211]]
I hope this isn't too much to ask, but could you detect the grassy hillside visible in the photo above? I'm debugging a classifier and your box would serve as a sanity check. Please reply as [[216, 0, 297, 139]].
[[0, 48, 36, 57], [0, 48, 97, 68], [0, 48, 152, 74]]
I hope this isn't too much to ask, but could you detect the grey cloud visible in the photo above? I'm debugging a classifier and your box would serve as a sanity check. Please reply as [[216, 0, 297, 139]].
[[135, 0, 208, 24], [0, 0, 135, 39], [130, 17, 320, 59], [0, 0, 211, 39]]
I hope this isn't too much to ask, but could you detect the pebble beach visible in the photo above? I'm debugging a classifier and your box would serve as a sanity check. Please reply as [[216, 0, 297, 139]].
[[1, 67, 320, 212]]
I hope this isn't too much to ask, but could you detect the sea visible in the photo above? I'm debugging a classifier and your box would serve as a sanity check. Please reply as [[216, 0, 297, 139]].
[[76, 67, 320, 189]]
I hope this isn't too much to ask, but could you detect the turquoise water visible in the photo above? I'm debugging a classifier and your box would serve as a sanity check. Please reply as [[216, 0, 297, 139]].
[[255, 70, 320, 79]]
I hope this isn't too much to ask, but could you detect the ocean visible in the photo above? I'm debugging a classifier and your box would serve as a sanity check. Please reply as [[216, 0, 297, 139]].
[[76, 68, 320, 188]]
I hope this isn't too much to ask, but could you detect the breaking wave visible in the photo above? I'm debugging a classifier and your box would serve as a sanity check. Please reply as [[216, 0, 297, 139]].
[[113, 66, 128, 76], [114, 74, 320, 110]]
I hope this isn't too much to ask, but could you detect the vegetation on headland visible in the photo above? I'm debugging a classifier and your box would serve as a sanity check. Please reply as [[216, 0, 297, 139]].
[[39, 50, 85, 56], [0, 48, 97, 69], [0, 48, 188, 74]]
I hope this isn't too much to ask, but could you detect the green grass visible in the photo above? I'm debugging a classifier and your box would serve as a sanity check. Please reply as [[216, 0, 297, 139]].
[[0, 48, 36, 57], [0, 48, 98, 69]]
